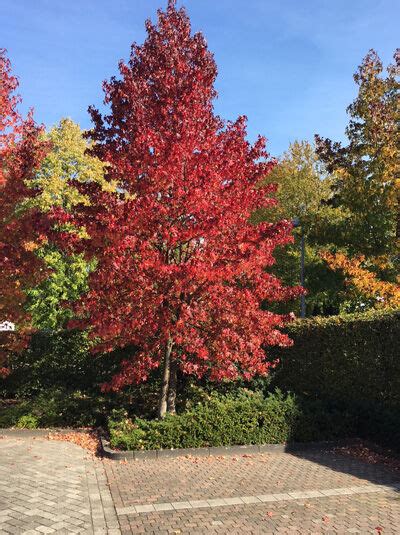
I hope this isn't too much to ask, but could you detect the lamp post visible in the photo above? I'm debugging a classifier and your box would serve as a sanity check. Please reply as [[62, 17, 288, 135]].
[[292, 217, 306, 318]]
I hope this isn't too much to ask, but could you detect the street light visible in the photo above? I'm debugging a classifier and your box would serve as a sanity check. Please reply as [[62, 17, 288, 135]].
[[292, 217, 306, 318]]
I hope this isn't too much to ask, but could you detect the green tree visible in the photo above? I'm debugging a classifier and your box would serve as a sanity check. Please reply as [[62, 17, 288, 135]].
[[254, 140, 343, 316], [25, 119, 110, 329]]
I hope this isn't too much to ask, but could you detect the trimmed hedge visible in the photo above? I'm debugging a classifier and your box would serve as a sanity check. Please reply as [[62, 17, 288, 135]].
[[268, 309, 400, 451], [108, 390, 355, 451], [269, 309, 400, 406]]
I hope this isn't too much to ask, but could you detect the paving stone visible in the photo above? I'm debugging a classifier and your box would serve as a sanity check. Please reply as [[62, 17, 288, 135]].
[[240, 495, 261, 504], [171, 501, 192, 510], [154, 503, 174, 511], [135, 504, 155, 513], [207, 498, 229, 507], [0, 437, 120, 534], [223, 497, 245, 505], [2, 435, 400, 534], [103, 447, 400, 533], [188, 500, 210, 508]]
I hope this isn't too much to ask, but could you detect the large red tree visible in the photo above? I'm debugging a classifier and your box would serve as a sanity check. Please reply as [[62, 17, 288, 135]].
[[55, 1, 300, 416], [0, 49, 48, 372]]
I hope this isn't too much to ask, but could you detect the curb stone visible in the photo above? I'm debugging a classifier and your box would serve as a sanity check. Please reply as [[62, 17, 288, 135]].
[[0, 427, 93, 438], [100, 436, 361, 461]]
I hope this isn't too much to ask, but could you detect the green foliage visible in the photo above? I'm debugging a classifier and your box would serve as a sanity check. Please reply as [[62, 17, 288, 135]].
[[108, 390, 354, 451], [268, 309, 400, 450], [355, 402, 400, 452], [0, 388, 119, 428], [15, 414, 39, 429], [255, 140, 332, 227], [3, 330, 93, 397], [25, 250, 93, 329], [316, 50, 399, 258], [269, 309, 400, 406], [0, 402, 27, 428], [270, 241, 344, 316], [253, 140, 345, 316]]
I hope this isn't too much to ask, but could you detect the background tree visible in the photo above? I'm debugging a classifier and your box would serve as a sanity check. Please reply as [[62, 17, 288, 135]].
[[316, 49, 399, 255], [27, 118, 113, 212], [52, 1, 301, 417], [0, 49, 48, 372], [253, 140, 343, 315], [316, 49, 399, 311], [322, 252, 400, 311], [256, 140, 331, 225]]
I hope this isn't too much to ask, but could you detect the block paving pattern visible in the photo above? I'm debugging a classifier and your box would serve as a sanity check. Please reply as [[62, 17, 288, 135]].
[[0, 437, 120, 534], [104, 450, 400, 534], [1, 436, 400, 534]]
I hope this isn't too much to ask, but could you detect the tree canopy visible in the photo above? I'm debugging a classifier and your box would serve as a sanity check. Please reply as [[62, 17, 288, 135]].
[[50, 1, 301, 416]]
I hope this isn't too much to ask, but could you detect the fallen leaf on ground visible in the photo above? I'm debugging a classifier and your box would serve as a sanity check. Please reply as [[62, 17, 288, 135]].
[[46, 430, 101, 455], [335, 444, 400, 472]]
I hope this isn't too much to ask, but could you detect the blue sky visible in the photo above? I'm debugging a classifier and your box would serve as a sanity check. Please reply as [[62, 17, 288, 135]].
[[1, 0, 398, 156]]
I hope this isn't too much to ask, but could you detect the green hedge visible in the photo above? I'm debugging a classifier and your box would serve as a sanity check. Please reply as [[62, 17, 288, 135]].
[[269, 309, 400, 406], [268, 309, 400, 451], [109, 390, 355, 450]]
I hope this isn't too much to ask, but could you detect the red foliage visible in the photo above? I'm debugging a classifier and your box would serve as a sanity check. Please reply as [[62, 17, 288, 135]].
[[53, 2, 301, 389], [0, 49, 48, 368]]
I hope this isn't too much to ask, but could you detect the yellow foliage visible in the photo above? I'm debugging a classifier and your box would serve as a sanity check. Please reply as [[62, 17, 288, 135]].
[[256, 140, 333, 228], [322, 251, 400, 309], [22, 240, 40, 252], [26, 118, 116, 212]]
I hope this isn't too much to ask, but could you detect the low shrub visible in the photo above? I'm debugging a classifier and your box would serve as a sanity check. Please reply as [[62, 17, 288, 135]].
[[108, 390, 355, 451], [15, 414, 39, 429], [0, 388, 122, 428], [0, 401, 27, 428], [0, 330, 140, 399]]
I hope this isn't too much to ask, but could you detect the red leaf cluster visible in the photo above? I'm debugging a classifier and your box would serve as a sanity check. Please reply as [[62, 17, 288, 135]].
[[0, 49, 49, 365]]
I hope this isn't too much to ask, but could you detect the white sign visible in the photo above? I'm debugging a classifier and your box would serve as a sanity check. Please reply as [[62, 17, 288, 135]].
[[0, 321, 15, 332]]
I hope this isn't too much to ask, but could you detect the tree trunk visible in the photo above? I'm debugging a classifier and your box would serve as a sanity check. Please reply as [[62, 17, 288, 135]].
[[167, 359, 178, 415], [158, 337, 173, 419]]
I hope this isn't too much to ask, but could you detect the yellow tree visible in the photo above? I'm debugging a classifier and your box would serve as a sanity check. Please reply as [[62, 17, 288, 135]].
[[258, 140, 332, 224], [25, 119, 114, 329], [316, 50, 399, 311], [27, 118, 113, 212]]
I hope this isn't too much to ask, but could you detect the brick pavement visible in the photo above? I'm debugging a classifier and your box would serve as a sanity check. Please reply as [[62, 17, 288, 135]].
[[104, 449, 400, 534], [0, 437, 120, 534], [1, 437, 400, 534]]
